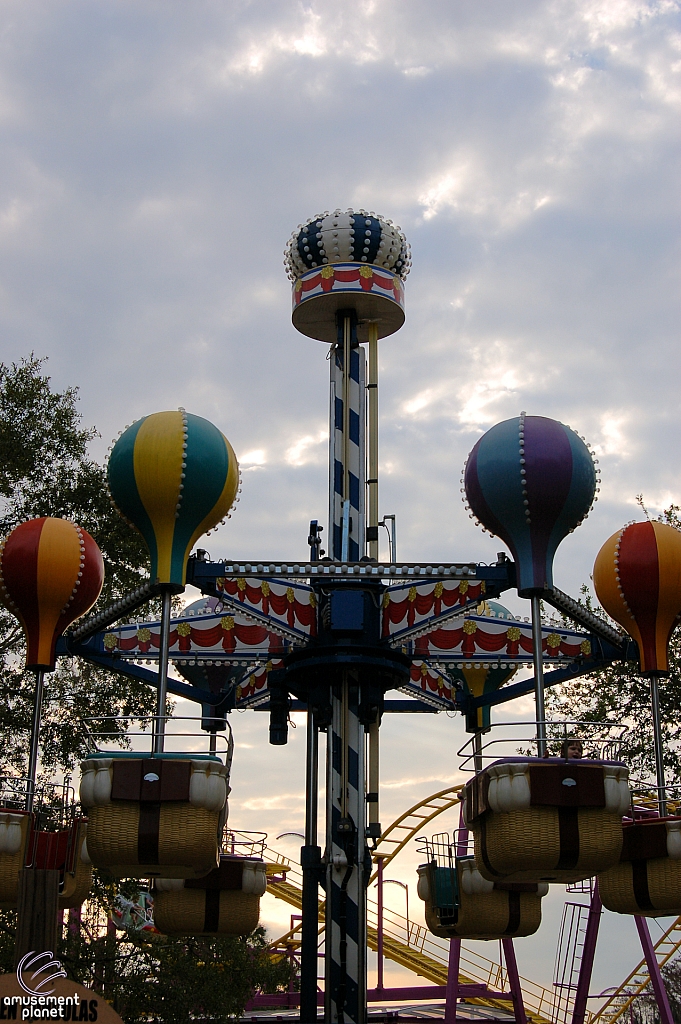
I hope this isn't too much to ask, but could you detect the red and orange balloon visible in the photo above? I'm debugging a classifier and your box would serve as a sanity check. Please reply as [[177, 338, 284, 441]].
[[594, 521, 681, 675], [0, 517, 104, 670]]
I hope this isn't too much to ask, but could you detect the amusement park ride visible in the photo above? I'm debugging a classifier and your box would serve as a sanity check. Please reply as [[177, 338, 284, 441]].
[[1, 208, 681, 1024]]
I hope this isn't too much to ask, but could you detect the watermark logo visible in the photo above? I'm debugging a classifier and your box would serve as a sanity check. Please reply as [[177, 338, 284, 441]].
[[16, 951, 67, 996]]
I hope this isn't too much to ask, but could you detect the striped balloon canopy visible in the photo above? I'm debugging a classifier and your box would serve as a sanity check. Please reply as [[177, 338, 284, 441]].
[[464, 414, 597, 595], [0, 518, 104, 670], [451, 602, 518, 732], [593, 521, 681, 676], [108, 410, 239, 588]]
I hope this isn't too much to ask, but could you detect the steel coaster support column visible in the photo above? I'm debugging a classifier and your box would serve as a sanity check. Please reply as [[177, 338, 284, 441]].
[[571, 881, 602, 1024], [635, 915, 674, 1024], [367, 322, 379, 562], [376, 855, 384, 993], [530, 594, 547, 757], [153, 588, 173, 755], [301, 707, 321, 1023], [443, 938, 461, 1024], [330, 312, 366, 561], [649, 675, 667, 817], [26, 668, 45, 813], [325, 671, 367, 1023], [502, 939, 527, 1024]]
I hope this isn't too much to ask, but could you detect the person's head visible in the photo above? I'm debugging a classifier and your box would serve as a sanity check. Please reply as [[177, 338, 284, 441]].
[[561, 738, 583, 759]]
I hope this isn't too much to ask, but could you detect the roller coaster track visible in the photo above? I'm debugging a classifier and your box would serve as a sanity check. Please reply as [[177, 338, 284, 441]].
[[369, 783, 464, 881], [589, 916, 681, 1024]]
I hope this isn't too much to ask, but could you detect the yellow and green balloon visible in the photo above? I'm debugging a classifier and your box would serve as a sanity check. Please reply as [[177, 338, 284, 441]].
[[108, 410, 239, 588]]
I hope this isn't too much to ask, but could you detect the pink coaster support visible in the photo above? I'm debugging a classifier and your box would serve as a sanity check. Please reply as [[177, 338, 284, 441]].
[[502, 938, 528, 1024], [444, 937, 461, 1024], [635, 915, 674, 1024], [572, 881, 603, 1024]]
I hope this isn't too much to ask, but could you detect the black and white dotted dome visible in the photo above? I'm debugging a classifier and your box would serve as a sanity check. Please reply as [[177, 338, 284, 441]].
[[284, 209, 411, 281]]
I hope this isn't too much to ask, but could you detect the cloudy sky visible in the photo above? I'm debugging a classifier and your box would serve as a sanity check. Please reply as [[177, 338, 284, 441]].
[[2, 0, 681, 996]]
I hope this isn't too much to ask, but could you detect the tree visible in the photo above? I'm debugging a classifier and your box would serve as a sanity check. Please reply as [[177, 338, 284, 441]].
[[0, 356, 152, 781], [545, 505, 681, 790]]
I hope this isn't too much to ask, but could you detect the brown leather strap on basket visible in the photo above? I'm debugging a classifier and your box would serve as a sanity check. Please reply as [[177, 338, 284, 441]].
[[631, 860, 654, 911], [112, 759, 191, 802], [621, 822, 667, 862], [557, 807, 580, 870], [479, 816, 503, 877], [204, 889, 221, 932], [137, 803, 160, 864], [505, 891, 521, 934], [186, 859, 243, 891], [529, 764, 605, 807]]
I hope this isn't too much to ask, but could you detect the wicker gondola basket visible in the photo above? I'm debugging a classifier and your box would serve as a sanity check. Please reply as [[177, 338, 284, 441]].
[[81, 754, 228, 878], [598, 817, 681, 916], [418, 857, 545, 940], [0, 808, 31, 909], [60, 820, 93, 909], [153, 856, 266, 936], [465, 758, 629, 884]]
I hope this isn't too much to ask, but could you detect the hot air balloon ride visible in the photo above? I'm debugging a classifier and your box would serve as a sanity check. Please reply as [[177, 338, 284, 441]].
[[592, 520, 681, 917], [0, 517, 103, 912], [152, 852, 267, 936], [464, 412, 598, 753], [79, 411, 239, 881], [417, 834, 547, 941]]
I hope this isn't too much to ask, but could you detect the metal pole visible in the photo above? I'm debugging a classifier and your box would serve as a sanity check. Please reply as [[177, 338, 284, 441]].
[[530, 595, 547, 757], [473, 732, 483, 775], [301, 707, 320, 1023], [367, 322, 379, 561], [635, 915, 674, 1024], [376, 856, 384, 992], [343, 314, 351, 505], [649, 675, 667, 816], [444, 937, 461, 1024], [367, 721, 380, 839], [153, 589, 172, 755], [571, 881, 602, 1024], [502, 939, 528, 1024], [26, 669, 45, 813]]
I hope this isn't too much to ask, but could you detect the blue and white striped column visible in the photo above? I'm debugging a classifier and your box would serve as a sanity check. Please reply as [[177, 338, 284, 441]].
[[326, 673, 367, 1023], [329, 313, 366, 561]]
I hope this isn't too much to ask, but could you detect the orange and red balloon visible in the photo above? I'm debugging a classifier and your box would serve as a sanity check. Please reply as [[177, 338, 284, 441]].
[[593, 521, 681, 675], [0, 517, 104, 670]]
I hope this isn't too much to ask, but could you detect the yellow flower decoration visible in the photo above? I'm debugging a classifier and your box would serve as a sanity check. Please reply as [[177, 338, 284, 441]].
[[459, 580, 469, 594], [434, 582, 443, 598], [221, 616, 235, 631], [580, 640, 592, 656], [408, 586, 417, 602], [176, 622, 192, 637], [295, 279, 303, 292], [321, 265, 334, 279], [237, 577, 246, 591], [546, 633, 562, 649], [308, 592, 316, 608], [215, 577, 225, 591], [506, 626, 521, 641], [235, 685, 242, 699], [137, 628, 151, 642], [261, 581, 271, 597], [420, 663, 428, 676], [463, 620, 477, 635], [286, 587, 294, 603], [359, 265, 373, 278], [382, 592, 390, 609], [103, 633, 118, 651]]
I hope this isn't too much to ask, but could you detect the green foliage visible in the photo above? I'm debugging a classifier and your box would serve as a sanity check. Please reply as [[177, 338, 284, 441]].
[[0, 356, 151, 778]]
